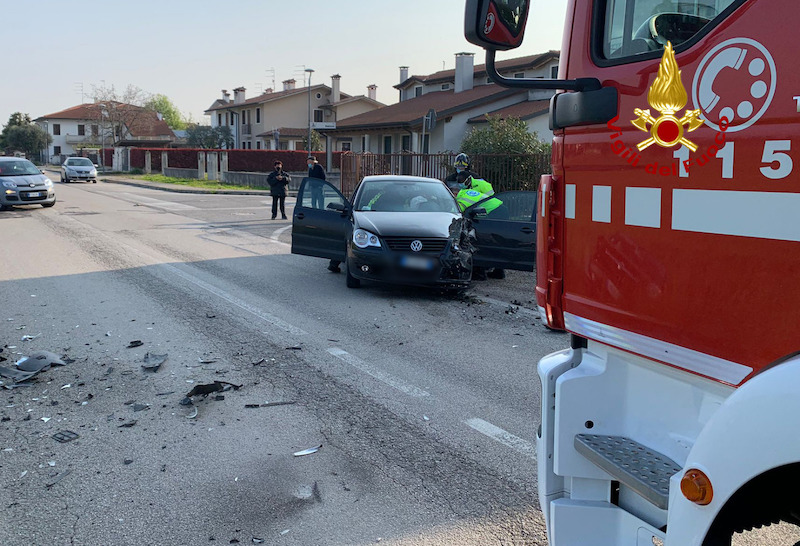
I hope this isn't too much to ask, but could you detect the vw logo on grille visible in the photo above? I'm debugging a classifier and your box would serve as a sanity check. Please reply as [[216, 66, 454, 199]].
[[410, 240, 423, 252]]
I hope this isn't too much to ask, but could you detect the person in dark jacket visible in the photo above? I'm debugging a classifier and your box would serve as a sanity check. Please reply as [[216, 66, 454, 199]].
[[267, 160, 291, 219]]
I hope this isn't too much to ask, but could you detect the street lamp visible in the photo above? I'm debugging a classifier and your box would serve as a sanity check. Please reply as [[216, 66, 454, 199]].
[[305, 68, 314, 153], [98, 104, 107, 171]]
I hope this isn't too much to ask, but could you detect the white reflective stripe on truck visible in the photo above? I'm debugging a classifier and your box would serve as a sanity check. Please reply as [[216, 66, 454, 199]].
[[564, 312, 752, 384]]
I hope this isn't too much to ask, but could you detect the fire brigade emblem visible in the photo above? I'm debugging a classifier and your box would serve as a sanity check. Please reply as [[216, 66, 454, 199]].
[[632, 42, 704, 151]]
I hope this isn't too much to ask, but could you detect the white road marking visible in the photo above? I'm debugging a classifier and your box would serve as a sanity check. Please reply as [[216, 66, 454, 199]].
[[118, 193, 197, 211], [327, 348, 430, 398], [271, 225, 292, 246], [160, 263, 307, 336], [465, 418, 536, 459]]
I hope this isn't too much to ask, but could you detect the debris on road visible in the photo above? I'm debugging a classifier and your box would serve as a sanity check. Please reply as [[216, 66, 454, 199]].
[[182, 381, 242, 405], [285, 346, 302, 351], [118, 420, 137, 428], [186, 407, 199, 419], [20, 333, 41, 341], [245, 401, 296, 409], [293, 444, 322, 457], [45, 469, 72, 488], [141, 352, 167, 372], [52, 430, 79, 443], [132, 404, 150, 412], [126, 340, 144, 348]]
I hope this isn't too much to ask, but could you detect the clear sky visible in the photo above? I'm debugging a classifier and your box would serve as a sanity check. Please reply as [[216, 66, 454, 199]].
[[4, 0, 567, 127]]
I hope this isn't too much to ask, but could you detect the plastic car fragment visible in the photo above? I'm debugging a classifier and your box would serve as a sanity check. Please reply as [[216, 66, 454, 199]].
[[141, 352, 167, 372], [440, 217, 477, 280], [293, 444, 322, 457], [0, 351, 67, 388], [52, 430, 79, 443]]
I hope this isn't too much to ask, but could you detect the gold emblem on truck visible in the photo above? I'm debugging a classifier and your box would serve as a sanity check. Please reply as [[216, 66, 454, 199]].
[[632, 42, 704, 151]]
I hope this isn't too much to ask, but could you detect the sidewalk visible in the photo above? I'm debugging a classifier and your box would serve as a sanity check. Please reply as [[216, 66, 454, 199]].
[[45, 168, 284, 196]]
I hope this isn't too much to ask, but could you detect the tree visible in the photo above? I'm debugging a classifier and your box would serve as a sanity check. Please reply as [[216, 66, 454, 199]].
[[460, 116, 551, 191], [92, 84, 152, 146], [186, 125, 234, 149], [0, 112, 34, 150], [301, 129, 323, 152], [3, 125, 51, 158], [145, 94, 188, 130]]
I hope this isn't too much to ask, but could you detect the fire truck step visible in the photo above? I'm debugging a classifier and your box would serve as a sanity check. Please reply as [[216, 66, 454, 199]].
[[574, 434, 681, 510]]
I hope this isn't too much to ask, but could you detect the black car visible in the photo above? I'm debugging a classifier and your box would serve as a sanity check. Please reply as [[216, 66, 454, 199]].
[[291, 175, 537, 289]]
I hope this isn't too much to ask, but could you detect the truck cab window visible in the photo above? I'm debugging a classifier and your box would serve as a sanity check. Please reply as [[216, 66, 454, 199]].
[[600, 0, 739, 60]]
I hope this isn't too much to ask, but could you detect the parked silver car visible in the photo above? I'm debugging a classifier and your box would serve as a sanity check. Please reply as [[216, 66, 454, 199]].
[[0, 157, 56, 210], [60, 157, 98, 183]]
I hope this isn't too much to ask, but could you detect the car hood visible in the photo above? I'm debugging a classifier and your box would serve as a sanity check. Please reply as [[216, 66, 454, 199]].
[[353, 211, 460, 238], [6, 174, 49, 187]]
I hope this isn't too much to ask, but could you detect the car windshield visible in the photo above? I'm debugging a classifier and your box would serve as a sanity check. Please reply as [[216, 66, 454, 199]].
[[66, 158, 93, 167], [0, 160, 41, 177], [354, 180, 459, 213]]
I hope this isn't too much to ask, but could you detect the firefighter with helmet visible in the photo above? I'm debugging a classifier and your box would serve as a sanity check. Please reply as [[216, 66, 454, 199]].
[[445, 153, 475, 192]]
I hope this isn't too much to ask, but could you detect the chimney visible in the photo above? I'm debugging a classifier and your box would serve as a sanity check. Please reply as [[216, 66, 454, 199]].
[[233, 87, 246, 104], [282, 79, 296, 91], [265, 88, 273, 94], [367, 85, 377, 101], [399, 66, 409, 84], [454, 52, 475, 93], [331, 74, 341, 103], [221, 89, 230, 103]]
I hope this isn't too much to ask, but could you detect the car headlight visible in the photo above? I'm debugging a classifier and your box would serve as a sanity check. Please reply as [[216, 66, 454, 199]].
[[43, 178, 53, 187], [2, 180, 17, 189], [353, 229, 381, 249]]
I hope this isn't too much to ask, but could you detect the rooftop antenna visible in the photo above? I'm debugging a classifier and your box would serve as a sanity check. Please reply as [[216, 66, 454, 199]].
[[74, 82, 86, 103], [265, 67, 275, 91], [294, 65, 308, 86]]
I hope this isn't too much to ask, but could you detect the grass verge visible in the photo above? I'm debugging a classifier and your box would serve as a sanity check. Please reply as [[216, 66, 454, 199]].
[[137, 174, 260, 191]]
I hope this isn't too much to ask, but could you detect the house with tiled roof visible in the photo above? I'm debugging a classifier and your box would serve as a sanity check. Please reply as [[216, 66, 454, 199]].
[[204, 75, 383, 153], [35, 103, 175, 163], [326, 51, 559, 154]]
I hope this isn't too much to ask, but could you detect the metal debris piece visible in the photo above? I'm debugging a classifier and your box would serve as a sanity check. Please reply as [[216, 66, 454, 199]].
[[21, 333, 41, 341], [251, 358, 266, 366], [45, 469, 72, 488], [132, 404, 150, 412], [198, 358, 217, 364], [118, 420, 137, 428], [280, 530, 290, 536], [252, 538, 264, 544], [52, 430, 79, 443], [156, 391, 175, 396], [186, 407, 199, 419], [41, 417, 51, 423], [19, 470, 27, 479], [245, 401, 296, 409], [293, 444, 322, 457], [285, 346, 302, 351], [126, 340, 144, 348], [60, 384, 71, 390], [123, 459, 133, 465], [141, 352, 167, 372], [17, 351, 67, 372]]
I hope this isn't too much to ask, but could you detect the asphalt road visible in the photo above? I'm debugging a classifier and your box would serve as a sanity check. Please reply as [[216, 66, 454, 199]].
[[0, 177, 569, 545]]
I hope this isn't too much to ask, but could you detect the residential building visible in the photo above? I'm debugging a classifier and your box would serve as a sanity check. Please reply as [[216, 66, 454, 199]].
[[36, 103, 175, 163], [203, 76, 383, 152], [326, 51, 559, 154]]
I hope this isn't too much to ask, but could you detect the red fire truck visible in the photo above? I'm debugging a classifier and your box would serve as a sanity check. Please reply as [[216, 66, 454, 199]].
[[467, 0, 799, 544]]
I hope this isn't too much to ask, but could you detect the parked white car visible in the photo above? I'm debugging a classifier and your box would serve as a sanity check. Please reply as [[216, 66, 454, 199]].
[[60, 157, 98, 183]]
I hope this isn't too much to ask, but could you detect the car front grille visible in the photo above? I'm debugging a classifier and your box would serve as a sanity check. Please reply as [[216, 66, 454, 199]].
[[383, 237, 448, 253]]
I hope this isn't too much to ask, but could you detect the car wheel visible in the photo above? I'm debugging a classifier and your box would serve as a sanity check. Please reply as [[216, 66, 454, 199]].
[[63, 175, 70, 183], [345, 262, 361, 289], [92, 180, 97, 183], [0, 204, 11, 211], [41, 197, 56, 208]]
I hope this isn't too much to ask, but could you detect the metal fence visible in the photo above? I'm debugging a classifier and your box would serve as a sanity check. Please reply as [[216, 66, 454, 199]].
[[340, 152, 551, 197]]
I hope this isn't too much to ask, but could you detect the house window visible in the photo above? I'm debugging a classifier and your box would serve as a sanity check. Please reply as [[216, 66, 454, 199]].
[[256, 108, 261, 123], [242, 112, 246, 124], [514, 72, 525, 78], [414, 86, 423, 98], [279, 141, 289, 150], [341, 142, 351, 152], [256, 141, 261, 149], [78, 124, 85, 136], [53, 124, 61, 136], [230, 114, 235, 126], [361, 136, 367, 152], [218, 113, 222, 126], [551, 65, 559, 78], [383, 136, 392, 154], [441, 84, 450, 90], [54, 146, 61, 155], [313, 109, 324, 123], [91, 125, 98, 136]]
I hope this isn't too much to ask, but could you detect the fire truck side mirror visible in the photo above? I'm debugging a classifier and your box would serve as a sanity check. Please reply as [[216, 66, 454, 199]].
[[465, 0, 529, 51]]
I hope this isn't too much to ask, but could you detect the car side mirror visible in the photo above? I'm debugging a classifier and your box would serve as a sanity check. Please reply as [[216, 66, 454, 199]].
[[327, 202, 347, 212], [93, 164, 99, 168], [465, 0, 529, 51], [468, 207, 487, 219]]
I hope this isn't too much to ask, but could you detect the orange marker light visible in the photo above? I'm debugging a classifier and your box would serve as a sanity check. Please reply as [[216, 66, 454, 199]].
[[681, 469, 714, 505]]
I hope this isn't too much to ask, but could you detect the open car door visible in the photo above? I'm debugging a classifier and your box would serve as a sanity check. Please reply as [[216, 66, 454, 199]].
[[291, 177, 349, 262], [466, 190, 537, 271]]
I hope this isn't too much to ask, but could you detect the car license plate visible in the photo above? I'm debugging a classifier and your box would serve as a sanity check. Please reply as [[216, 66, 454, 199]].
[[27, 192, 41, 197], [401, 255, 434, 270]]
